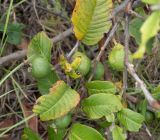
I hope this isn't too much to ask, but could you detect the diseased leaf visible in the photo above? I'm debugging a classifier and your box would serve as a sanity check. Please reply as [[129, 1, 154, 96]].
[[21, 127, 42, 140], [82, 93, 122, 119], [27, 32, 52, 62], [133, 11, 160, 58], [33, 81, 80, 121], [69, 123, 105, 140], [86, 81, 116, 95], [112, 125, 125, 140], [71, 0, 112, 45], [60, 55, 81, 79], [117, 108, 144, 132]]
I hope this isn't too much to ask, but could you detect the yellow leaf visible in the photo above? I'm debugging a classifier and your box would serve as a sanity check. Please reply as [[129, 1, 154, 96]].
[[71, 0, 112, 45]]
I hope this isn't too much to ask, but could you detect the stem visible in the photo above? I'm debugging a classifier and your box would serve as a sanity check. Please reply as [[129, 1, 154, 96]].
[[123, 14, 130, 94], [0, 0, 14, 56], [88, 22, 119, 81], [67, 41, 80, 58]]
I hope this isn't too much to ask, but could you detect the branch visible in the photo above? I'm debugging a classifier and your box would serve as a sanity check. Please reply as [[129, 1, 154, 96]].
[[111, 0, 130, 18], [123, 14, 130, 94], [67, 41, 80, 59], [0, 50, 27, 66], [88, 22, 119, 81], [0, 28, 72, 67], [122, 2, 160, 109], [126, 63, 160, 109]]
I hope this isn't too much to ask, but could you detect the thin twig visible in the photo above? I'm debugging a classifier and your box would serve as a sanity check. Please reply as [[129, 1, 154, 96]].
[[88, 22, 119, 81], [67, 41, 80, 59], [0, 28, 72, 66], [126, 63, 160, 109], [111, 0, 130, 18], [143, 124, 152, 138], [123, 14, 130, 94], [129, 10, 145, 20]]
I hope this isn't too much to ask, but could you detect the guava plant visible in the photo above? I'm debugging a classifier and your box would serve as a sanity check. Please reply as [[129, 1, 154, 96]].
[[22, 0, 160, 139]]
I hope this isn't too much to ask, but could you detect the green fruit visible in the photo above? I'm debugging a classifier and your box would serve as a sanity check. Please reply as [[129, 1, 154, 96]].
[[145, 111, 154, 123], [108, 43, 132, 71], [54, 114, 72, 128], [31, 57, 50, 78], [93, 62, 105, 80], [72, 52, 91, 76]]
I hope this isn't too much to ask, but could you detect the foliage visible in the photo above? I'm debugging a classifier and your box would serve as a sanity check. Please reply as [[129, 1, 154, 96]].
[[68, 123, 105, 140], [133, 11, 160, 58], [71, 0, 112, 45], [20, 0, 160, 139], [27, 32, 52, 62], [47, 127, 66, 140], [117, 108, 144, 132], [82, 93, 122, 119], [21, 128, 42, 140], [33, 80, 80, 121], [86, 80, 116, 95], [0, 22, 24, 45], [112, 125, 126, 140], [133, 0, 160, 58], [54, 113, 72, 128]]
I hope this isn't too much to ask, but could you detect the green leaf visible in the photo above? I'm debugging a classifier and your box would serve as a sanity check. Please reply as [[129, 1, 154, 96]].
[[21, 128, 42, 140], [117, 108, 144, 132], [33, 80, 80, 121], [142, 0, 160, 4], [133, 11, 160, 58], [86, 81, 116, 95], [129, 18, 154, 54], [105, 113, 115, 122], [82, 93, 122, 119], [129, 18, 143, 45], [151, 87, 160, 118], [37, 71, 59, 95], [48, 127, 66, 140], [71, 0, 112, 45], [0, 22, 24, 45], [152, 85, 160, 95], [145, 37, 155, 54], [27, 32, 52, 62], [137, 100, 147, 116], [69, 123, 105, 140], [112, 125, 125, 140]]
